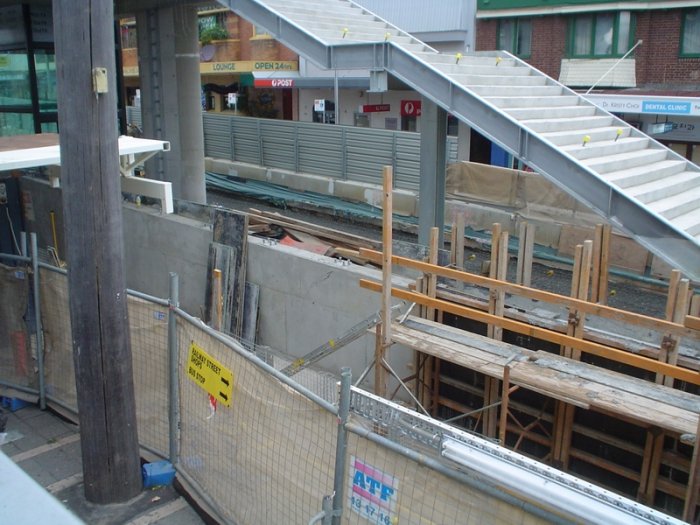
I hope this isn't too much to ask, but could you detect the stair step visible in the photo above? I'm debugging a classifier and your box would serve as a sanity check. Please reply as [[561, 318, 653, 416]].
[[433, 63, 533, 76], [522, 115, 613, 133], [485, 95, 581, 108], [605, 160, 688, 189], [627, 170, 700, 204], [649, 184, 700, 221], [414, 51, 517, 68], [583, 149, 669, 175], [451, 73, 546, 86], [468, 85, 563, 97], [289, 18, 391, 32], [541, 126, 632, 146], [562, 137, 649, 160], [505, 105, 595, 120], [671, 208, 700, 237]]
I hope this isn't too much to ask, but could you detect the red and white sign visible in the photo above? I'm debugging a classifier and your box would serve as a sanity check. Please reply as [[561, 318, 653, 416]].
[[359, 104, 390, 113], [401, 100, 422, 117], [254, 78, 295, 88]]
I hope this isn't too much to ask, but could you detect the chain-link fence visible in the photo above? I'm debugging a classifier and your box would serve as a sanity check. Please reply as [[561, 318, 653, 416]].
[[0, 245, 686, 525]]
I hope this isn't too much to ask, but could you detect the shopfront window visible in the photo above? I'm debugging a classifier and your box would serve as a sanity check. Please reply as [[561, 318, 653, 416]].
[[34, 50, 56, 113], [569, 12, 633, 58], [681, 8, 700, 56], [497, 18, 532, 57], [0, 111, 34, 136], [0, 52, 31, 107]]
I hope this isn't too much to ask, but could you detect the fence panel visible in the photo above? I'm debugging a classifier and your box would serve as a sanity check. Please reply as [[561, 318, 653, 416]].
[[259, 119, 298, 171], [345, 127, 395, 185], [231, 116, 263, 165], [343, 433, 545, 525], [394, 133, 422, 191], [203, 113, 234, 161], [176, 319, 337, 524], [298, 122, 345, 178], [129, 296, 170, 456], [0, 262, 35, 392], [40, 267, 77, 411]]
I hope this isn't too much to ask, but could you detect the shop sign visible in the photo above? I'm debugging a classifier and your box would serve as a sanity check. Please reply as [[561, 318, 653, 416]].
[[359, 104, 390, 113], [254, 78, 295, 88], [200, 61, 298, 74], [585, 94, 700, 116], [400, 100, 421, 116]]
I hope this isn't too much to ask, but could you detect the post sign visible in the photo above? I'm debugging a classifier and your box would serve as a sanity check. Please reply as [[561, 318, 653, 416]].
[[400, 100, 422, 117], [254, 78, 295, 88], [187, 342, 233, 407], [359, 104, 390, 113]]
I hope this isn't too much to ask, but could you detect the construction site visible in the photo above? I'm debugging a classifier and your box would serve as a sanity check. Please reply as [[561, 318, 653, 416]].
[[1, 0, 699, 524]]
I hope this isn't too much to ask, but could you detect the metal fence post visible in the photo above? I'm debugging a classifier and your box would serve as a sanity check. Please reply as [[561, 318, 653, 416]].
[[30, 233, 46, 410], [331, 367, 352, 525], [168, 272, 180, 464]]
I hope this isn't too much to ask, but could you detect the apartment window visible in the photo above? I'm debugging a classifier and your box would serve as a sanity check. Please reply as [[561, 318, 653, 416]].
[[498, 18, 532, 57], [681, 8, 700, 56], [569, 11, 633, 57], [120, 23, 137, 49]]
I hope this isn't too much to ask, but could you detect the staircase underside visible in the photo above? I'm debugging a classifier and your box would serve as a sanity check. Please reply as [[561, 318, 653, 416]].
[[222, 0, 700, 281]]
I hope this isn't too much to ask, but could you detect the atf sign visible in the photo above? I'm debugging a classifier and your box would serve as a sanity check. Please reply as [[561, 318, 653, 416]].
[[400, 100, 421, 116], [254, 78, 295, 88], [349, 456, 399, 524]]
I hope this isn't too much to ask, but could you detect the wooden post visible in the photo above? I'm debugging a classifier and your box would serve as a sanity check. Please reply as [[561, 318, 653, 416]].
[[425, 227, 440, 412], [487, 224, 504, 340], [658, 270, 687, 386], [454, 214, 466, 271], [499, 366, 511, 445], [553, 241, 592, 469], [375, 166, 393, 398], [211, 268, 223, 331], [516, 221, 534, 287], [591, 224, 611, 304], [54, 0, 142, 502], [426, 227, 440, 321], [683, 417, 700, 522]]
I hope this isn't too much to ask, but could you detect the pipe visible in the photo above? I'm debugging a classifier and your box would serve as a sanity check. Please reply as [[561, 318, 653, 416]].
[[168, 273, 180, 465], [331, 369, 351, 525], [31, 234, 46, 410]]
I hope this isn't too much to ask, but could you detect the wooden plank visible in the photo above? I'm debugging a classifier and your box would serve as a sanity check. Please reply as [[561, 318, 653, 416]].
[[241, 282, 260, 346], [358, 249, 699, 340], [212, 209, 248, 337], [249, 209, 379, 250], [211, 268, 223, 331], [54, 0, 142, 502], [359, 279, 700, 385]]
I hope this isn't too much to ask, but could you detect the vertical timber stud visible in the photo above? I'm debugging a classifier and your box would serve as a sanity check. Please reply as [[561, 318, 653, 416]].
[[53, 0, 142, 503], [426, 227, 440, 415], [683, 416, 700, 523], [375, 166, 393, 398]]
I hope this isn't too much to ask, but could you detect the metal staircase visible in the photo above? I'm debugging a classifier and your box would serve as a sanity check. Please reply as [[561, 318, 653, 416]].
[[222, 0, 700, 281]]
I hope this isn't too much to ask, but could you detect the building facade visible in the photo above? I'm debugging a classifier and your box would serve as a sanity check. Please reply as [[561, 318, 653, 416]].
[[476, 0, 700, 164]]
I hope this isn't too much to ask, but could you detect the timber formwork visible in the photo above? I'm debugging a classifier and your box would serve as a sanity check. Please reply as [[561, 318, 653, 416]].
[[360, 171, 700, 521]]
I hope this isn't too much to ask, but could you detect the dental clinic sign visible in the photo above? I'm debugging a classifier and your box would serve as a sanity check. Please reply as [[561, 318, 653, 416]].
[[584, 94, 700, 116], [349, 457, 399, 524]]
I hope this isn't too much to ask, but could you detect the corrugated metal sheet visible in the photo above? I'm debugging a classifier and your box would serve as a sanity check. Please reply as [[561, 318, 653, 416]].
[[127, 109, 461, 191], [204, 114, 233, 161]]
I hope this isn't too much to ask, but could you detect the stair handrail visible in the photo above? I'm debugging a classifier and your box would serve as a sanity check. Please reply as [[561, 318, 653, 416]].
[[585, 39, 643, 95]]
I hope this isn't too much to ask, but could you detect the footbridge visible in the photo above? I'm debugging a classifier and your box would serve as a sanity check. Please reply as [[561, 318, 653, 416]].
[[221, 0, 700, 281]]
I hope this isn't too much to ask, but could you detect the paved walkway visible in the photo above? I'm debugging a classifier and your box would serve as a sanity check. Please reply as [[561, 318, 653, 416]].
[[0, 403, 207, 525]]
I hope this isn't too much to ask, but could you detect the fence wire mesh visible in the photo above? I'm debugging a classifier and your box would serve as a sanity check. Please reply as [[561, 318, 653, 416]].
[[129, 296, 169, 456], [0, 262, 35, 392], [176, 318, 338, 524], [39, 267, 77, 410]]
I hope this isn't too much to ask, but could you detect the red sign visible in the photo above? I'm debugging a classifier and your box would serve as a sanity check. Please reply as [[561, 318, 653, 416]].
[[254, 78, 295, 88], [360, 104, 390, 113], [401, 100, 422, 117]]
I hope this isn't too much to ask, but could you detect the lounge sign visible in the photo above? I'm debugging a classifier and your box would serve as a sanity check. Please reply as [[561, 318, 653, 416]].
[[200, 61, 298, 74]]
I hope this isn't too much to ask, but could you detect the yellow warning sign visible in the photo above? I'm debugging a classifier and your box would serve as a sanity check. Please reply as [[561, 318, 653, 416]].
[[187, 342, 233, 407]]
